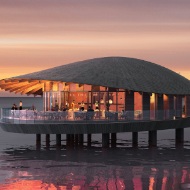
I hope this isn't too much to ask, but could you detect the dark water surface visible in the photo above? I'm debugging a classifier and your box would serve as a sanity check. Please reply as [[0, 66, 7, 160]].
[[1, 98, 190, 190]]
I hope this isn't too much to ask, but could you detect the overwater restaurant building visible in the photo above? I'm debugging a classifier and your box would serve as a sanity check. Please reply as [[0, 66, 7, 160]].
[[1, 57, 190, 120]]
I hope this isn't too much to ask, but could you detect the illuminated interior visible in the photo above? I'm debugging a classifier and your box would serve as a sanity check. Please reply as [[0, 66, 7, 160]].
[[42, 83, 128, 112], [0, 79, 143, 114]]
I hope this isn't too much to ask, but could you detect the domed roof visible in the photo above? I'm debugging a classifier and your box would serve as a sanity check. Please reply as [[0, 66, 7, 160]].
[[1, 57, 190, 95]]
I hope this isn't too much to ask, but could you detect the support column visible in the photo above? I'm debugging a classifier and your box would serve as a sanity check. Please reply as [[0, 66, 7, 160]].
[[36, 134, 41, 145], [111, 133, 117, 147], [56, 134, 61, 146], [176, 95, 182, 118], [148, 131, 157, 147], [87, 134, 92, 147], [132, 132, 138, 147], [78, 134, 84, 146], [74, 134, 79, 146], [70, 134, 74, 147], [66, 134, 71, 146], [142, 93, 150, 120], [185, 95, 190, 117], [168, 95, 174, 119], [102, 133, 109, 148], [175, 128, 184, 144], [46, 134, 50, 146], [155, 94, 164, 120], [66, 134, 71, 141], [125, 91, 134, 120]]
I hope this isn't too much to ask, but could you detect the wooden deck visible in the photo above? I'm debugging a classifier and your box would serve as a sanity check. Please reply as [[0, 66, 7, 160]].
[[1, 117, 190, 134]]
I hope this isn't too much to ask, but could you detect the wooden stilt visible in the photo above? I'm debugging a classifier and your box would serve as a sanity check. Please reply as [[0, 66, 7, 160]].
[[102, 133, 109, 148], [56, 134, 61, 146]]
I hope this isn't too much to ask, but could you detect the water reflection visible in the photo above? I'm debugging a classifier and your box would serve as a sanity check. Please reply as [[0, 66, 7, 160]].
[[1, 147, 190, 190]]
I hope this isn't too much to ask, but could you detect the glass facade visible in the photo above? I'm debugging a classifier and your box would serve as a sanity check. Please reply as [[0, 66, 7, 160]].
[[42, 82, 185, 120], [43, 84, 127, 114]]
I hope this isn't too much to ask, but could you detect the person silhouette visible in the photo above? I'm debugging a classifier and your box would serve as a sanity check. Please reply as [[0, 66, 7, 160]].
[[19, 101, 23, 110]]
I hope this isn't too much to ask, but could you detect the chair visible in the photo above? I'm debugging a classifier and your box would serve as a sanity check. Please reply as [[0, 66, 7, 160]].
[[13, 110, 20, 118], [51, 112, 60, 120], [94, 110, 101, 119], [59, 111, 68, 120], [74, 111, 86, 120], [44, 112, 54, 120], [86, 111, 95, 120], [120, 111, 128, 120], [105, 111, 118, 120], [134, 110, 142, 119], [19, 110, 27, 119], [26, 110, 36, 119], [50, 111, 68, 120], [36, 111, 44, 120]]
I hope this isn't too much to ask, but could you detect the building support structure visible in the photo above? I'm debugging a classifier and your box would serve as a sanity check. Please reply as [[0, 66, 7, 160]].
[[36, 134, 41, 145], [168, 95, 175, 119], [125, 91, 134, 120], [185, 95, 190, 117], [132, 132, 138, 147], [111, 133, 116, 147], [176, 96, 182, 118], [148, 131, 157, 147], [102, 133, 109, 148], [87, 134, 92, 147], [142, 93, 150, 120], [175, 128, 184, 145], [56, 134, 61, 146], [155, 94, 164, 120]]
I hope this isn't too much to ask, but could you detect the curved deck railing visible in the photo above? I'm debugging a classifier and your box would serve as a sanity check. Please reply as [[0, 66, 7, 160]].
[[0, 108, 186, 124]]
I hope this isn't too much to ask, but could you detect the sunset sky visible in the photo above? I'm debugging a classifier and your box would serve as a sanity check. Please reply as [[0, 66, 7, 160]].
[[0, 0, 190, 96]]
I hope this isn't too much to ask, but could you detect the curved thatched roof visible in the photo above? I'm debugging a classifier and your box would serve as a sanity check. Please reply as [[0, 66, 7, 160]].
[[1, 57, 190, 95]]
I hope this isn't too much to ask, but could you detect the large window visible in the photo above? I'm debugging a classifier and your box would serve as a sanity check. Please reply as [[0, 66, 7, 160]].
[[44, 91, 61, 111], [43, 84, 126, 113]]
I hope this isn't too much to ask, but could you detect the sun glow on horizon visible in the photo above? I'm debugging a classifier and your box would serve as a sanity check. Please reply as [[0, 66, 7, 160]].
[[0, 0, 190, 96]]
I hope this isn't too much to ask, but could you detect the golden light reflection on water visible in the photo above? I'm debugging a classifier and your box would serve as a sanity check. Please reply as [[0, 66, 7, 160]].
[[0, 180, 60, 190], [1, 167, 190, 190], [0, 178, 85, 190], [1, 142, 190, 190]]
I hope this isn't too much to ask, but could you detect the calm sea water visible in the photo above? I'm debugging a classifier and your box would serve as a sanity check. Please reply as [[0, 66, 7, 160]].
[[1, 97, 190, 189]]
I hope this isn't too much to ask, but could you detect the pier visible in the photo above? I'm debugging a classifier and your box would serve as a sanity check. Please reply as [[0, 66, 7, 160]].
[[1, 117, 190, 148]]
